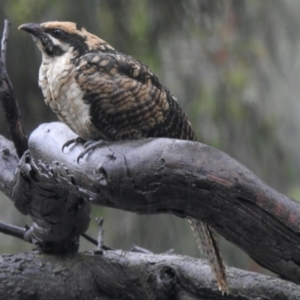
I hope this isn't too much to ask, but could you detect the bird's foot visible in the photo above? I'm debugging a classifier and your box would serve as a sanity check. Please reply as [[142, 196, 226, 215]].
[[62, 136, 86, 152], [77, 140, 107, 163]]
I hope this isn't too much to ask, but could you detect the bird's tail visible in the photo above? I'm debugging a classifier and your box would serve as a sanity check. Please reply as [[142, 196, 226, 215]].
[[188, 218, 228, 294]]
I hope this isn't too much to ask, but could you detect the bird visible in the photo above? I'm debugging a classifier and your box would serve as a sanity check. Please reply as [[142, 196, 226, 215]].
[[19, 21, 228, 293]]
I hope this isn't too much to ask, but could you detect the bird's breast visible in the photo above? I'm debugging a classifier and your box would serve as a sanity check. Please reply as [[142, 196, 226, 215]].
[[39, 54, 101, 140]]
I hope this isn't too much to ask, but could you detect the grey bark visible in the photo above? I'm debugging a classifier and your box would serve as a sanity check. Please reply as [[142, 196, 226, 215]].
[[1, 122, 300, 299], [0, 251, 300, 300]]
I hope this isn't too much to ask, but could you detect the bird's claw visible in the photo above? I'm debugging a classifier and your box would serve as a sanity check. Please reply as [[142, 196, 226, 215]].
[[77, 140, 107, 163], [62, 136, 86, 152]]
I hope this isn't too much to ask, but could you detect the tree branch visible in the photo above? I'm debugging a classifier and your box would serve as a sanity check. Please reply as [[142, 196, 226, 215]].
[[1, 120, 300, 297], [0, 132, 91, 253], [1, 19, 9, 68], [0, 221, 27, 240], [0, 250, 299, 300], [1, 121, 299, 286], [0, 19, 28, 158]]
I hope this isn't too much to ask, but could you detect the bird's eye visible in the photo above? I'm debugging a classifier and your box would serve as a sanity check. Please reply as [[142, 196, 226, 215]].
[[51, 29, 63, 38]]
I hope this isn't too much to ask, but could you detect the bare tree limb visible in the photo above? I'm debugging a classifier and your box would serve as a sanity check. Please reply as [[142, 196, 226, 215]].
[[0, 250, 299, 300], [1, 121, 300, 297], [0, 121, 298, 286], [0, 19, 28, 158], [0, 132, 91, 253]]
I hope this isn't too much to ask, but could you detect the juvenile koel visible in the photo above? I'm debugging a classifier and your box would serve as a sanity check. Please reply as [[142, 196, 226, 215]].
[[19, 21, 228, 293]]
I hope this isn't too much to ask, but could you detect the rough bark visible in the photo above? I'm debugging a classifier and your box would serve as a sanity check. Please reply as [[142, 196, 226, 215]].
[[14, 121, 300, 284], [0, 251, 299, 300], [0, 121, 300, 298], [0, 121, 299, 291]]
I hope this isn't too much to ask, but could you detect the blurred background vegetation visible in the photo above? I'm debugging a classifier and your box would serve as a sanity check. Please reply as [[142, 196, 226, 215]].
[[0, 0, 299, 276]]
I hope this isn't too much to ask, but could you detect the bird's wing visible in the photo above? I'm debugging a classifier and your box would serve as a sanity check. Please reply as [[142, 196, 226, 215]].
[[75, 51, 228, 292], [74, 51, 193, 140]]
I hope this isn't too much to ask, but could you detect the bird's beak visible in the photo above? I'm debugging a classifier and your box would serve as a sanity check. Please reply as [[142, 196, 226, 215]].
[[18, 23, 43, 37], [18, 23, 51, 53]]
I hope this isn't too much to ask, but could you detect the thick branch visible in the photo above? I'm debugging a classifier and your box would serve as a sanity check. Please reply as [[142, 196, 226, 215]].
[[10, 122, 300, 285], [0, 132, 91, 253], [0, 251, 299, 300], [2, 122, 300, 291]]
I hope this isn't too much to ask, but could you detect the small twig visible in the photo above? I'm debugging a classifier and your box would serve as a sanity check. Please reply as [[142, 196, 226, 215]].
[[130, 245, 153, 254], [81, 218, 114, 250], [0, 19, 28, 158], [1, 19, 9, 68], [130, 245, 174, 254], [81, 233, 98, 246], [162, 248, 175, 255], [81, 218, 112, 251], [81, 232, 112, 250], [0, 220, 28, 241]]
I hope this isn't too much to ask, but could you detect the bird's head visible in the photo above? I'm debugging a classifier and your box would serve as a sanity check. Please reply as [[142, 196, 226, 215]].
[[19, 21, 114, 58]]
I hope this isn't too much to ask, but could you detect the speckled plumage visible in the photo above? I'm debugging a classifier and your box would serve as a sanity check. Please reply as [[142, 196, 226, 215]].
[[75, 51, 195, 141], [19, 21, 228, 293]]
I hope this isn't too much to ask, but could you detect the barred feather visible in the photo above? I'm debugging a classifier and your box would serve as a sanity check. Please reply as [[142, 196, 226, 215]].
[[20, 21, 229, 293]]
